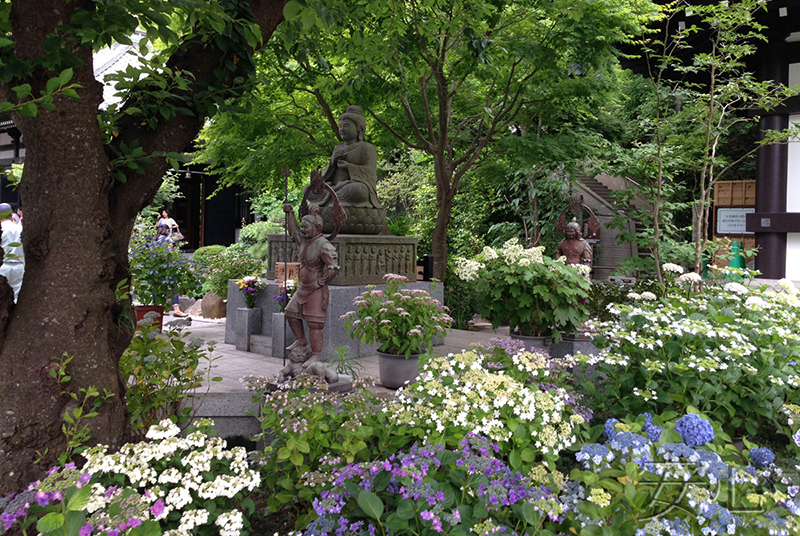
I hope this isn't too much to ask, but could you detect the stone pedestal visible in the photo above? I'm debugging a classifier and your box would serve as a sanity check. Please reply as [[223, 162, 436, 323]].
[[235, 308, 261, 352], [548, 335, 598, 360], [267, 233, 418, 285], [270, 312, 297, 358]]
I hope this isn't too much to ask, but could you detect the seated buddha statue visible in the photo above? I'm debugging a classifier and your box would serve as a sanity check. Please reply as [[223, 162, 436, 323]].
[[305, 105, 383, 210]]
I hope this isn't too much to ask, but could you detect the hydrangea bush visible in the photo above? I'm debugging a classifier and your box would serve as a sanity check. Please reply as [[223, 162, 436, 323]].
[[342, 274, 453, 358], [564, 412, 800, 535], [454, 238, 591, 341], [245, 375, 412, 526], [0, 419, 260, 536], [577, 268, 800, 441], [303, 434, 564, 536], [384, 350, 582, 470]]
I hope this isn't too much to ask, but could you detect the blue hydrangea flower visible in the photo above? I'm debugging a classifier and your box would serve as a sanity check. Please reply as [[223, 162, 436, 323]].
[[674, 414, 714, 447], [644, 423, 662, 442], [750, 447, 775, 468], [603, 418, 620, 441]]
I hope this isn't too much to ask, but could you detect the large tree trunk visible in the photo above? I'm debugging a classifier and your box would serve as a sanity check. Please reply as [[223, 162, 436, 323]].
[[0, 0, 288, 494]]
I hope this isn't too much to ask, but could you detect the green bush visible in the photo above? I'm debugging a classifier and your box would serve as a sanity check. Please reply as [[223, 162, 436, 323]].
[[193, 244, 226, 265], [244, 375, 411, 527], [119, 318, 221, 440], [578, 268, 800, 443], [202, 246, 264, 297], [239, 221, 278, 259]]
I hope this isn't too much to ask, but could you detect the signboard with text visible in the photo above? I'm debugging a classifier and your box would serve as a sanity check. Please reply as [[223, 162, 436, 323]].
[[717, 208, 755, 234]]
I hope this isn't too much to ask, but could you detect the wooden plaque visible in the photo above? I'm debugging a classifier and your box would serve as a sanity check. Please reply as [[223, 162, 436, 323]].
[[275, 262, 301, 283]]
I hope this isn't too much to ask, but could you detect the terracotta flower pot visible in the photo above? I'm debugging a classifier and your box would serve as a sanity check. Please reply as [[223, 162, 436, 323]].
[[133, 305, 165, 331]]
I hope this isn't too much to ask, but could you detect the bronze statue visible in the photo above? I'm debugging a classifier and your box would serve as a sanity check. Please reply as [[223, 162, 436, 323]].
[[556, 220, 593, 267], [282, 203, 340, 366], [304, 105, 382, 209]]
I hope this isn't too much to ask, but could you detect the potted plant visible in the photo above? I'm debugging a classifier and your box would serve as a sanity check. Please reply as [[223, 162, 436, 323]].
[[341, 273, 453, 389], [454, 238, 591, 345], [129, 235, 198, 328]]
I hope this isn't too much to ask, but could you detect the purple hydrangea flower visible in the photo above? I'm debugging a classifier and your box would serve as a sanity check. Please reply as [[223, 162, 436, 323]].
[[674, 414, 714, 447]]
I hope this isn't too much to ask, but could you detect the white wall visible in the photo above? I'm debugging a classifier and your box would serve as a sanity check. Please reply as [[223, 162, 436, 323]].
[[785, 64, 800, 278]]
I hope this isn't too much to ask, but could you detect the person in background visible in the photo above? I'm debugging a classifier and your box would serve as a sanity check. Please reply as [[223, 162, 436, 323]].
[[155, 225, 189, 318], [0, 202, 24, 302], [156, 209, 178, 234], [10, 204, 21, 226]]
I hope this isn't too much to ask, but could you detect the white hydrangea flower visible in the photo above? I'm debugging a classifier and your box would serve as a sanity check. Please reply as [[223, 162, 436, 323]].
[[482, 246, 499, 260], [640, 292, 657, 300], [454, 258, 484, 282], [146, 419, 181, 440], [777, 278, 798, 295], [723, 282, 748, 295], [627, 292, 641, 300], [662, 263, 684, 274], [678, 272, 702, 283]]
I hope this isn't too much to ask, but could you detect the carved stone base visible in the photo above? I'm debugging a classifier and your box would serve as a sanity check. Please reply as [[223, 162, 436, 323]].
[[320, 206, 388, 235], [267, 233, 418, 285]]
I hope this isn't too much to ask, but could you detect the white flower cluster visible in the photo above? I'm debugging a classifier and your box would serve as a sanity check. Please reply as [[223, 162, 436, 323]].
[[82, 419, 260, 536], [678, 272, 702, 284], [498, 238, 545, 267], [454, 257, 485, 282], [723, 282, 749, 295], [662, 263, 684, 274], [777, 278, 798, 295], [385, 351, 576, 458]]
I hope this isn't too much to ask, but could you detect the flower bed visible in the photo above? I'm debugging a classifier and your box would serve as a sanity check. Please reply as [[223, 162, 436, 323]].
[[577, 271, 800, 445]]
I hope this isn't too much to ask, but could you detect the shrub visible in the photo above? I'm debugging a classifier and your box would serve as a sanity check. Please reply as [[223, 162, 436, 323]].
[[0, 420, 260, 536], [193, 245, 226, 265], [384, 349, 582, 471], [243, 375, 412, 527], [202, 246, 264, 297], [129, 235, 199, 306], [563, 411, 800, 535], [304, 434, 564, 536], [119, 318, 221, 440], [577, 269, 800, 445], [240, 221, 280, 260], [454, 238, 591, 341]]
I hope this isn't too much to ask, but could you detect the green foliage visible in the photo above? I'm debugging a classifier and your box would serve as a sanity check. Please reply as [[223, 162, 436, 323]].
[[239, 221, 279, 259], [246, 375, 412, 525], [119, 320, 221, 440], [3, 162, 23, 189], [577, 271, 800, 443], [455, 239, 591, 342], [129, 235, 200, 306], [0, 464, 160, 536], [342, 275, 453, 358], [48, 353, 115, 466], [331, 346, 366, 380], [192, 245, 227, 265], [202, 245, 264, 298]]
